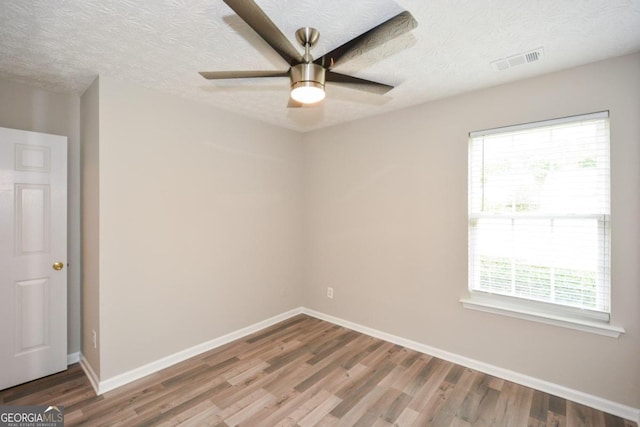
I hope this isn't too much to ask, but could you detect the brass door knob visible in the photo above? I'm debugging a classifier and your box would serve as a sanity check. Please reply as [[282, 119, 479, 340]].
[[52, 262, 64, 271]]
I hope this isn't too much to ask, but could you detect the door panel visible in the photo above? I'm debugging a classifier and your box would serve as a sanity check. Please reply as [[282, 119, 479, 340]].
[[15, 144, 51, 172], [0, 126, 67, 390], [16, 278, 50, 353], [16, 184, 51, 254]]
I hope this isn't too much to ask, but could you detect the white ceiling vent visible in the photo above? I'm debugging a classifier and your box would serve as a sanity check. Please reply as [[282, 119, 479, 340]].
[[491, 47, 544, 71]]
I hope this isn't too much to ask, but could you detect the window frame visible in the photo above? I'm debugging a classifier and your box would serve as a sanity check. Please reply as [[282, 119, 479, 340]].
[[462, 112, 624, 337]]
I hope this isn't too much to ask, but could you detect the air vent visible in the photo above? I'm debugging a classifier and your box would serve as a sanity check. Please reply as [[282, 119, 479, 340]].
[[525, 50, 541, 63], [491, 47, 544, 71]]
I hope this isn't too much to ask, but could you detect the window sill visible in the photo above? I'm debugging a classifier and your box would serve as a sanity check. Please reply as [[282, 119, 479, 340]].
[[460, 296, 625, 338]]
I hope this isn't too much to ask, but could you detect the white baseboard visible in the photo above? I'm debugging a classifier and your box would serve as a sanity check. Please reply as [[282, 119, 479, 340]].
[[79, 356, 100, 395], [94, 307, 304, 395], [67, 352, 80, 365], [74, 306, 639, 423], [301, 307, 640, 424]]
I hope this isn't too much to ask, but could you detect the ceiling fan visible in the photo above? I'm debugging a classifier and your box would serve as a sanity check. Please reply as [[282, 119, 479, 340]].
[[200, 0, 418, 107]]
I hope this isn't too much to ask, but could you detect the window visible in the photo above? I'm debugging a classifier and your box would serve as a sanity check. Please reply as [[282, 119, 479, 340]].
[[466, 112, 614, 331]]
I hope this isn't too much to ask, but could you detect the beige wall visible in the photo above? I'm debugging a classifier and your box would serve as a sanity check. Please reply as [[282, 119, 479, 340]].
[[80, 78, 101, 372], [94, 77, 303, 378], [302, 53, 640, 407], [0, 78, 82, 356]]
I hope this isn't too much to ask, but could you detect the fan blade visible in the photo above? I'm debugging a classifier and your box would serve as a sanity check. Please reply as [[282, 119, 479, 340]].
[[325, 71, 393, 95], [224, 0, 303, 66], [199, 70, 289, 80], [315, 11, 417, 69]]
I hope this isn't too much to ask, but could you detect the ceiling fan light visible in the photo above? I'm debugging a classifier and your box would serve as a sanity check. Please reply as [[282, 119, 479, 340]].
[[290, 63, 326, 104], [291, 81, 325, 104]]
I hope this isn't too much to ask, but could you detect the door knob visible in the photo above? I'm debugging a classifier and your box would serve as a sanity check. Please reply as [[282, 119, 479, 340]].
[[52, 262, 64, 271]]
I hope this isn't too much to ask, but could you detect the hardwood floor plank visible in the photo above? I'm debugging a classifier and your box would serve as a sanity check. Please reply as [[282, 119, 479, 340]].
[[604, 412, 630, 427], [209, 371, 270, 410], [449, 416, 472, 427], [424, 367, 476, 427], [223, 391, 275, 426], [157, 398, 216, 426], [409, 377, 456, 425], [457, 371, 489, 423], [334, 385, 388, 426], [394, 407, 420, 425], [392, 354, 429, 392], [209, 388, 271, 426], [404, 356, 443, 396], [275, 388, 336, 426], [244, 315, 309, 344], [356, 386, 412, 425], [161, 363, 214, 387], [410, 357, 450, 396], [74, 380, 163, 421], [550, 393, 568, 416], [359, 341, 397, 368], [132, 377, 222, 418], [224, 389, 297, 427], [567, 400, 602, 427], [331, 361, 396, 418], [373, 418, 396, 427], [294, 351, 352, 393], [400, 349, 422, 369], [382, 388, 413, 423], [175, 401, 221, 426], [262, 356, 328, 397], [342, 339, 384, 370], [297, 394, 342, 427], [504, 383, 534, 426], [248, 385, 324, 427], [529, 415, 548, 427], [227, 361, 270, 386], [472, 387, 501, 427], [295, 335, 372, 393], [407, 358, 453, 413], [491, 380, 518, 426], [134, 379, 231, 426], [352, 409, 382, 427], [547, 411, 568, 427], [530, 389, 551, 422], [307, 330, 361, 365], [0, 315, 634, 427], [487, 375, 504, 391]]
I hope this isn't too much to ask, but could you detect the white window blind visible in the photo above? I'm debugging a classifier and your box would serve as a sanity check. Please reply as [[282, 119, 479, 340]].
[[468, 112, 610, 318]]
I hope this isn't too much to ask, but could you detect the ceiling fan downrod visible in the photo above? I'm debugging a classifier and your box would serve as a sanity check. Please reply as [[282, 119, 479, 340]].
[[290, 27, 325, 103], [296, 27, 319, 63]]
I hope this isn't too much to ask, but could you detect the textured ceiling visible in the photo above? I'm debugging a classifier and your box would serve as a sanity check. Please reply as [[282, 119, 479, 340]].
[[1, 0, 639, 132]]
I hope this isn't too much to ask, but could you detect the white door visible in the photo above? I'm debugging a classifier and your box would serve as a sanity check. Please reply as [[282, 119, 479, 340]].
[[0, 126, 67, 390]]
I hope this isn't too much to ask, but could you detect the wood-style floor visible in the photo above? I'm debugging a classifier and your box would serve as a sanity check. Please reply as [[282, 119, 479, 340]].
[[0, 315, 636, 426]]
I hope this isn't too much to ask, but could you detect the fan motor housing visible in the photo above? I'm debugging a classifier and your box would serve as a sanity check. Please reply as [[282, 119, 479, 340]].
[[290, 63, 326, 91]]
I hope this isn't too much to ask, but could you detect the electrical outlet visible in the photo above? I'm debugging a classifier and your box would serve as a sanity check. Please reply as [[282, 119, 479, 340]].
[[327, 287, 334, 299], [92, 330, 97, 349]]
